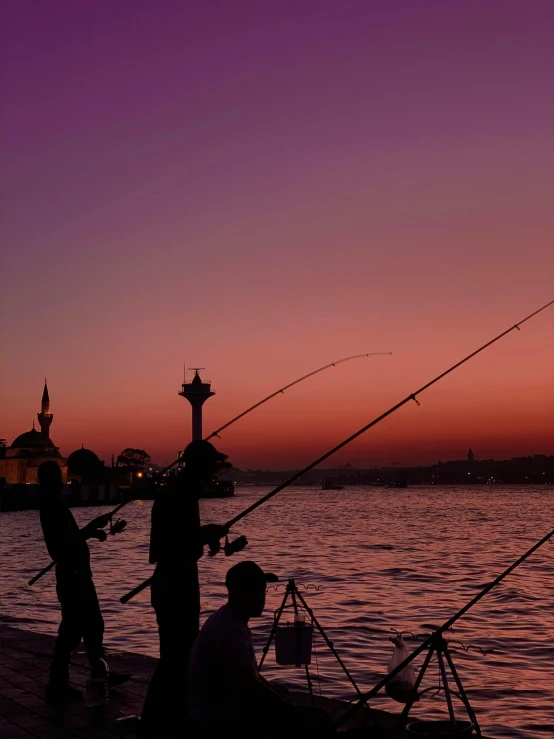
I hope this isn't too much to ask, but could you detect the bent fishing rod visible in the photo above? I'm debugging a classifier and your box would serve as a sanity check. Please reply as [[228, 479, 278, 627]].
[[161, 352, 391, 473], [336, 523, 554, 725], [30, 352, 388, 586], [120, 298, 553, 604], [205, 353, 392, 442]]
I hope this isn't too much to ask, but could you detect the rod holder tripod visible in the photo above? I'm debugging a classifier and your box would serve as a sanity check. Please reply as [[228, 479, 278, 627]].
[[395, 634, 482, 737], [259, 579, 362, 704]]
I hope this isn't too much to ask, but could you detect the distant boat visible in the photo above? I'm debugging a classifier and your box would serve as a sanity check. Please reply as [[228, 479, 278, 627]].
[[321, 478, 344, 490], [388, 480, 408, 488]]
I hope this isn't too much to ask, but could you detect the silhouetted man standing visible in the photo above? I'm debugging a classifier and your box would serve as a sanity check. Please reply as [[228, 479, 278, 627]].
[[38, 460, 123, 703], [139, 440, 229, 737]]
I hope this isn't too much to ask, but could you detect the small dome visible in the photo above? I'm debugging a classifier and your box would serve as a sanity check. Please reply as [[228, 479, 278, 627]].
[[11, 429, 55, 448], [67, 447, 101, 475]]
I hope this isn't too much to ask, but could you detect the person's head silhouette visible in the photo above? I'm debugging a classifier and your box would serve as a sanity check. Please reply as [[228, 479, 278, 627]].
[[225, 561, 278, 620], [38, 461, 64, 497], [179, 439, 230, 483]]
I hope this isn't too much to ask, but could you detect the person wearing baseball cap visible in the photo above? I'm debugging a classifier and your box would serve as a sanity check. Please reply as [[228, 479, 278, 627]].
[[188, 562, 335, 738], [139, 440, 229, 738], [179, 439, 231, 465], [225, 559, 278, 589]]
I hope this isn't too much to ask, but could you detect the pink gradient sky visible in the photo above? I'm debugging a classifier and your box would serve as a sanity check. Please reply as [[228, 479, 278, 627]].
[[1, 0, 553, 468]]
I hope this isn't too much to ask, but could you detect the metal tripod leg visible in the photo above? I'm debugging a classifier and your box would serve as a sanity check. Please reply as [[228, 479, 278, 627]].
[[258, 579, 314, 702], [395, 636, 482, 736], [290, 585, 315, 703], [437, 643, 457, 728], [294, 582, 385, 733], [442, 644, 482, 737], [258, 579, 389, 733], [294, 587, 362, 698], [396, 642, 436, 731]]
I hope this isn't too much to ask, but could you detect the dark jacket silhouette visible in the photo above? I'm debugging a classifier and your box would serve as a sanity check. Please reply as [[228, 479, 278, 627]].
[[139, 440, 228, 738], [38, 461, 110, 699]]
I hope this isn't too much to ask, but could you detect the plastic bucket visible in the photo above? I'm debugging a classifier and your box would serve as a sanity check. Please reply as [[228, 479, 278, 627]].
[[275, 624, 313, 665], [406, 720, 473, 736]]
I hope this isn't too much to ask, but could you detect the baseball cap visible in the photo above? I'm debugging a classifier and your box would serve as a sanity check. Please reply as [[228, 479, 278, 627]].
[[225, 561, 278, 591], [181, 439, 228, 463]]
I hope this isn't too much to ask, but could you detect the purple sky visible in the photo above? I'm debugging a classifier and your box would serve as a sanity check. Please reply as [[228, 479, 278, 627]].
[[1, 0, 553, 467]]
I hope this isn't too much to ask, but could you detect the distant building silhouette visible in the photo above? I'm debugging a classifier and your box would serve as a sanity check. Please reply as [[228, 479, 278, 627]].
[[468, 447, 474, 464], [67, 445, 104, 484], [0, 383, 129, 509], [37, 380, 53, 437], [178, 368, 215, 441], [0, 381, 67, 484]]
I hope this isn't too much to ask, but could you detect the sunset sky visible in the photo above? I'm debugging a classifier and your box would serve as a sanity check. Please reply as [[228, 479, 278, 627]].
[[1, 0, 553, 469]]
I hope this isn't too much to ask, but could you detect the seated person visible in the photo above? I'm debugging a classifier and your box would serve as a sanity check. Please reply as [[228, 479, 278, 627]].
[[188, 561, 335, 738]]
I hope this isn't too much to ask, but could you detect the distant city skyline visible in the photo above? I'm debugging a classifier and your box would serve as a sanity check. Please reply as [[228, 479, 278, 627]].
[[1, 375, 552, 471], [1, 1, 553, 468]]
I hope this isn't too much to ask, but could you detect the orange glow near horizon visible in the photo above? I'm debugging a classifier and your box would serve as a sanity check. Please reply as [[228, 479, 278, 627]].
[[1, 308, 552, 468]]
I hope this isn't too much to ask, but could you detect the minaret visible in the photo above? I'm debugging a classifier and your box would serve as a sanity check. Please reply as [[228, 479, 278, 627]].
[[178, 368, 215, 441], [468, 447, 474, 464], [37, 379, 53, 439]]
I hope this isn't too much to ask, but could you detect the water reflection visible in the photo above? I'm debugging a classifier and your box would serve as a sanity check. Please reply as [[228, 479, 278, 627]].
[[1, 486, 552, 738]]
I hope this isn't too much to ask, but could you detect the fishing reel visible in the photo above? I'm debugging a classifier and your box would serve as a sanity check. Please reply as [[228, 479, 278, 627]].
[[225, 534, 248, 556], [109, 518, 127, 536], [207, 534, 248, 557]]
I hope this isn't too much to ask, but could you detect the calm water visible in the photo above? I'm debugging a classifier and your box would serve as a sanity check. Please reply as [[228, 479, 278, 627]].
[[1, 486, 553, 738]]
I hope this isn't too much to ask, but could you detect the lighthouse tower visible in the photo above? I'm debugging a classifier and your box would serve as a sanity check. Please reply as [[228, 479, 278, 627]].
[[178, 369, 215, 441], [37, 380, 54, 439]]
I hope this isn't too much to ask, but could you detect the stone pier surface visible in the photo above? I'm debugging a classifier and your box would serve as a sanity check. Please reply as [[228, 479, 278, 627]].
[[1, 622, 490, 738], [0, 624, 151, 738]]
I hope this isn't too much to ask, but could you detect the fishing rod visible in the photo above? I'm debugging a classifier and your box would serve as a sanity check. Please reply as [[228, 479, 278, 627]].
[[28, 498, 129, 586], [162, 352, 391, 473], [204, 353, 392, 442], [224, 298, 553, 528], [30, 352, 388, 587], [120, 298, 553, 604], [336, 523, 554, 726]]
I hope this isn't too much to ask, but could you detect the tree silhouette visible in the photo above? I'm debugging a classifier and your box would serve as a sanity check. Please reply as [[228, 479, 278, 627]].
[[117, 448, 151, 469]]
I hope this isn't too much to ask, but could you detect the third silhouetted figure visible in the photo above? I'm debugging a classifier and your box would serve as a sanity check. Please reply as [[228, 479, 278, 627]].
[[139, 440, 229, 737]]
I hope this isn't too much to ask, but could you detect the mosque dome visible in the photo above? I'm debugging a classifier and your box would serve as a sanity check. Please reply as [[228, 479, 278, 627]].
[[67, 446, 101, 474], [11, 428, 55, 448], [2, 383, 67, 484]]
